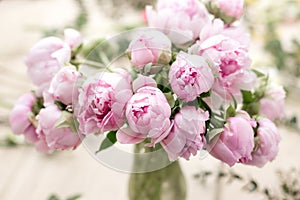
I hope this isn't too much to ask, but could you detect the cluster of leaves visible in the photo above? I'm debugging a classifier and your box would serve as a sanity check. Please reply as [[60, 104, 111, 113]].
[[194, 167, 300, 200], [265, 23, 300, 77], [47, 194, 81, 200], [245, 0, 300, 77], [0, 133, 21, 148]]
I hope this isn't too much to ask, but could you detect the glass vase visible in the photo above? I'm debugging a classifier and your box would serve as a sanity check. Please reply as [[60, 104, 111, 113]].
[[128, 142, 187, 200]]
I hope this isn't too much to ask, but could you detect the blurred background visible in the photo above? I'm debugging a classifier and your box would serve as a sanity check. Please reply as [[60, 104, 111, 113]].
[[0, 0, 300, 199]]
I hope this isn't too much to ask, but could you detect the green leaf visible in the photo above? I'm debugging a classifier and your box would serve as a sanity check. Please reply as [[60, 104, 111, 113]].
[[164, 92, 175, 108], [4, 134, 19, 147], [143, 63, 153, 74], [225, 105, 236, 119], [253, 136, 260, 152], [32, 95, 44, 115], [54, 100, 67, 111], [54, 111, 78, 133], [252, 69, 265, 78], [48, 194, 60, 200], [230, 94, 238, 109], [197, 97, 212, 116], [241, 90, 254, 105], [200, 90, 211, 98], [66, 194, 81, 200], [207, 128, 224, 142], [96, 131, 117, 153]]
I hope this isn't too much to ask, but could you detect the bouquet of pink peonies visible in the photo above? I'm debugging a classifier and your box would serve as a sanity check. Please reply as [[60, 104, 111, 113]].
[[10, 0, 286, 172]]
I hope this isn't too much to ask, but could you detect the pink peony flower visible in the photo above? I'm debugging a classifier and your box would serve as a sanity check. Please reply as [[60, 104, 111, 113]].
[[132, 74, 157, 93], [162, 106, 209, 161], [9, 93, 39, 143], [245, 118, 281, 167], [259, 85, 286, 121], [128, 30, 171, 68], [190, 19, 255, 105], [64, 28, 82, 49], [215, 0, 244, 19], [146, 0, 209, 45], [117, 86, 171, 145], [48, 65, 81, 105], [75, 72, 132, 135], [37, 105, 81, 150], [206, 115, 255, 166], [25, 37, 71, 95], [169, 52, 214, 102], [34, 133, 53, 153]]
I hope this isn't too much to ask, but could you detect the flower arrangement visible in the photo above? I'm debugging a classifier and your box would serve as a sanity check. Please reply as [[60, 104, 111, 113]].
[[10, 0, 286, 172]]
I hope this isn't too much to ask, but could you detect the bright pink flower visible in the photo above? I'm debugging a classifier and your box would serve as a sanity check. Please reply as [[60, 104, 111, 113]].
[[128, 30, 171, 68], [259, 85, 286, 120], [64, 28, 82, 49], [25, 37, 71, 95], [146, 0, 209, 45], [190, 19, 255, 105], [37, 105, 81, 150], [9, 93, 39, 143], [207, 115, 255, 166], [48, 65, 81, 105], [162, 106, 208, 161], [75, 72, 132, 135], [117, 86, 171, 145], [169, 52, 214, 102], [245, 118, 281, 167]]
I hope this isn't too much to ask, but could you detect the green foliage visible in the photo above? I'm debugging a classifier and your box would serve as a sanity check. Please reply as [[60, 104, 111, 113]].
[[47, 194, 81, 200], [164, 92, 175, 108], [32, 95, 45, 116], [197, 97, 212, 116], [66, 194, 82, 200], [194, 167, 300, 200], [206, 128, 224, 142], [0, 133, 20, 148], [225, 105, 236, 119], [241, 90, 254, 105], [54, 101, 68, 112], [48, 194, 60, 200], [96, 131, 117, 153], [54, 111, 78, 133]]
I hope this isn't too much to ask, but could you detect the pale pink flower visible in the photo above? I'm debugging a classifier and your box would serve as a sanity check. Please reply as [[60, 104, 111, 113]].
[[146, 0, 209, 45], [162, 106, 209, 161], [64, 28, 82, 49], [48, 65, 81, 105], [35, 133, 53, 153], [259, 85, 286, 120], [128, 30, 171, 68], [244, 118, 281, 167], [206, 114, 255, 166], [132, 74, 157, 93], [117, 86, 171, 145], [214, 0, 244, 19], [169, 52, 214, 102], [25, 37, 71, 95], [9, 93, 39, 143], [75, 72, 132, 135], [190, 19, 255, 105], [37, 105, 81, 150]]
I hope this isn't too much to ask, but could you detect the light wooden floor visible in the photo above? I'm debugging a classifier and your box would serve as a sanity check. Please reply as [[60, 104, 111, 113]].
[[0, 0, 299, 200]]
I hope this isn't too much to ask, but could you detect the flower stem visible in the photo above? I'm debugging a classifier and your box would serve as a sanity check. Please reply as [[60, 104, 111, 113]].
[[71, 59, 113, 72]]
